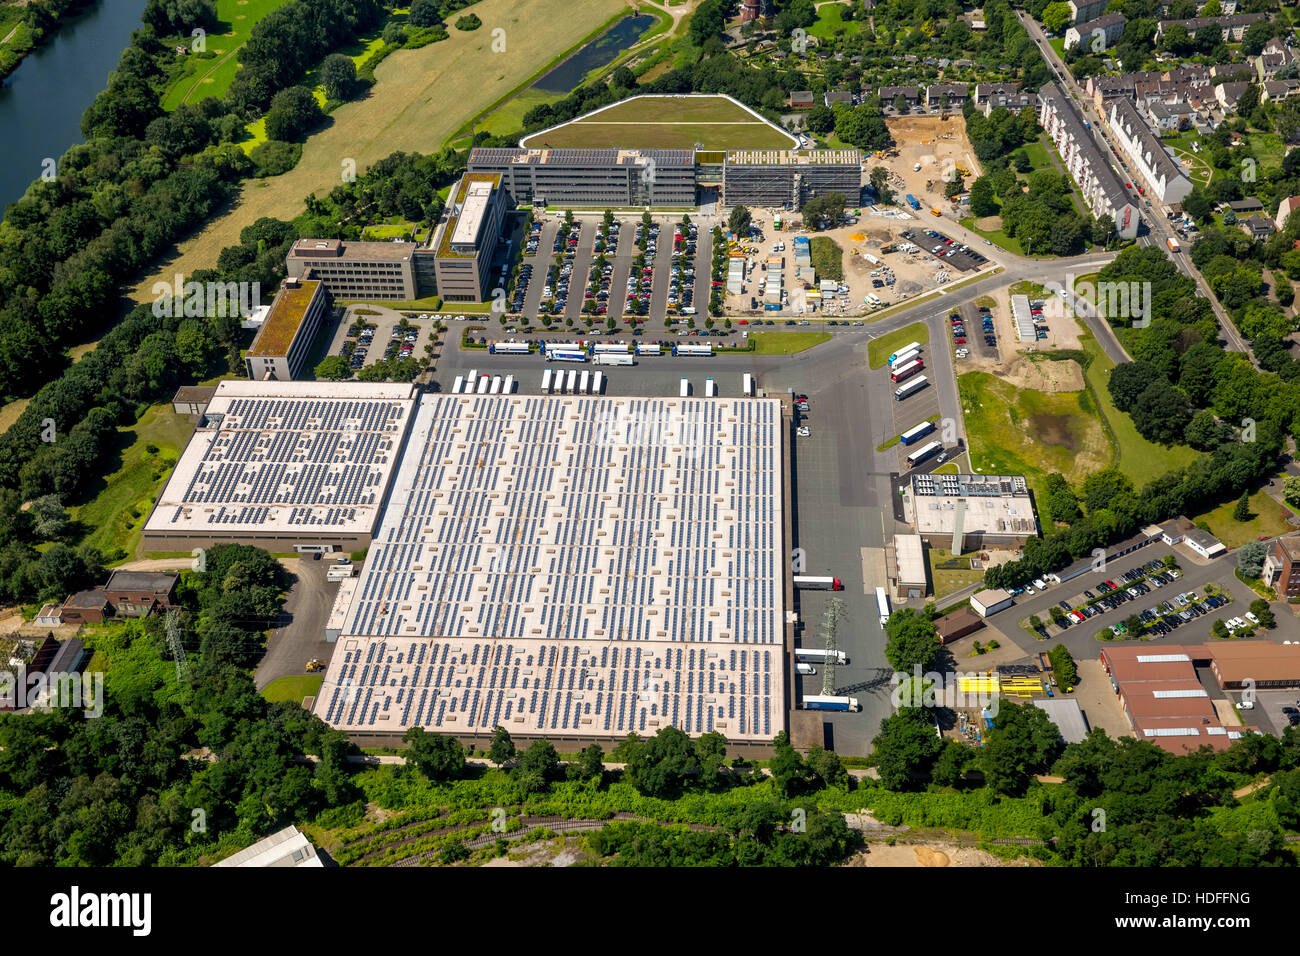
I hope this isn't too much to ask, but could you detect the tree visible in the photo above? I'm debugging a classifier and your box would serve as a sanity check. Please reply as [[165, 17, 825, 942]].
[[884, 608, 940, 673], [625, 726, 699, 798], [806, 103, 835, 134], [728, 205, 752, 236], [1237, 540, 1269, 579], [1232, 489, 1251, 522], [568, 743, 605, 782], [806, 745, 849, 790], [770, 731, 810, 796], [1183, 409, 1222, 450], [611, 66, 636, 91], [1048, 644, 1078, 691], [408, 0, 442, 27], [264, 86, 324, 143], [892, 93, 909, 114], [402, 727, 465, 782], [1249, 598, 1275, 629], [1129, 379, 1191, 446], [320, 54, 358, 101], [28, 495, 68, 540], [488, 725, 516, 767], [1108, 362, 1162, 408], [969, 176, 998, 217], [513, 739, 559, 794], [931, 740, 974, 786], [872, 710, 943, 790], [314, 355, 350, 380], [1042, 2, 1073, 35], [1284, 476, 1300, 509], [980, 700, 1064, 796], [455, 13, 482, 30]]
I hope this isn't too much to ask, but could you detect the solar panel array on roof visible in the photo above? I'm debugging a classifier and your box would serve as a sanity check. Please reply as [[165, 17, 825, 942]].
[[317, 394, 786, 742]]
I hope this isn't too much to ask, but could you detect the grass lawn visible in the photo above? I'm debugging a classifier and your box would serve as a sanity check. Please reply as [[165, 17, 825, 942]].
[[958, 368, 1109, 494], [71, 404, 195, 563], [262, 674, 324, 704], [361, 221, 420, 240], [867, 321, 929, 368], [960, 216, 1027, 256], [808, 3, 862, 41], [161, 0, 294, 110], [751, 331, 831, 354], [926, 548, 985, 598], [1077, 330, 1200, 488], [477, 87, 565, 139], [521, 94, 795, 149], [1190, 488, 1295, 550], [933, 462, 960, 474]]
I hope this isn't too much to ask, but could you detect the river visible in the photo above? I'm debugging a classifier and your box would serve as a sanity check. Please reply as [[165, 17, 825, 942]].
[[531, 14, 655, 93], [0, 0, 150, 218]]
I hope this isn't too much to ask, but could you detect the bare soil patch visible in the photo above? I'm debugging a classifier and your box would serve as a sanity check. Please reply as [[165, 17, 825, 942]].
[[999, 356, 1085, 393], [846, 843, 1039, 867]]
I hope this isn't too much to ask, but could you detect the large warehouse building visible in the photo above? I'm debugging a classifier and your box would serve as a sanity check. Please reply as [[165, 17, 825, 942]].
[[142, 381, 419, 553], [312, 392, 790, 747]]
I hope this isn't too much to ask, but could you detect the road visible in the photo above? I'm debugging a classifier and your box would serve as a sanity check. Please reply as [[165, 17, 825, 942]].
[[1015, 11, 1252, 360], [253, 557, 341, 691]]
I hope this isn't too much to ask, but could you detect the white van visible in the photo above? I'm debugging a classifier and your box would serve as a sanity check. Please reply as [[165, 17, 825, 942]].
[[1032, 578, 1047, 590]]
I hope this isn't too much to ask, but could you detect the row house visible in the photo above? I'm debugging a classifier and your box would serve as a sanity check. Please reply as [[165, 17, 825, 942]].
[[925, 83, 969, 110], [1154, 13, 1267, 44], [1107, 98, 1194, 205]]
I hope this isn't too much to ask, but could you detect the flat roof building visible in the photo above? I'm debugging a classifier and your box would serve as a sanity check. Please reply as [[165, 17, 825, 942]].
[[245, 279, 328, 382], [892, 533, 927, 599], [429, 172, 510, 303], [214, 825, 323, 868], [722, 149, 861, 208], [1031, 698, 1089, 744], [314, 393, 789, 746], [142, 381, 418, 554], [934, 606, 985, 644], [286, 238, 421, 301], [173, 385, 217, 417], [467, 147, 697, 208], [971, 588, 1014, 617], [905, 473, 1038, 550]]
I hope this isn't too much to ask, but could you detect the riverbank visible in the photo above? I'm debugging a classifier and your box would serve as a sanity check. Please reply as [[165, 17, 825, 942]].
[[0, 0, 101, 81]]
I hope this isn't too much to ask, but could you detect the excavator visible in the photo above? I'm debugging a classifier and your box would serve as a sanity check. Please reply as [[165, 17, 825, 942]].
[[305, 659, 325, 673]]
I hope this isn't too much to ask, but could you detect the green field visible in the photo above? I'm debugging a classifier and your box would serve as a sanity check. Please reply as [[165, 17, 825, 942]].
[[476, 88, 566, 139], [1190, 487, 1294, 549], [867, 322, 929, 368], [262, 674, 324, 704], [71, 404, 195, 563], [808, 3, 862, 40], [751, 331, 830, 354], [1077, 332, 1200, 488], [161, 0, 293, 110], [958, 366, 1110, 495], [521, 94, 796, 150]]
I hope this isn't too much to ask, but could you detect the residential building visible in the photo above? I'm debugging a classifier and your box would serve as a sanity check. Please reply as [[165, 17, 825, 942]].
[[925, 83, 968, 110], [973, 82, 1036, 114], [789, 90, 815, 109], [722, 149, 861, 207], [1242, 215, 1275, 240], [878, 85, 921, 109], [1214, 81, 1250, 112], [1263, 79, 1300, 103], [243, 278, 328, 382], [1107, 98, 1194, 205], [1064, 13, 1126, 52], [103, 571, 179, 617], [1227, 197, 1264, 215], [1154, 13, 1267, 43], [1039, 83, 1141, 239], [1066, 0, 1110, 24], [1261, 536, 1300, 597], [59, 589, 108, 625], [934, 607, 985, 644], [823, 89, 854, 106], [1147, 99, 1194, 131], [1256, 37, 1298, 81], [1276, 196, 1300, 233], [430, 172, 509, 303], [286, 238, 420, 301]]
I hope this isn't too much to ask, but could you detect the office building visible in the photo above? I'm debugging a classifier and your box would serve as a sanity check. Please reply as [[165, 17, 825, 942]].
[[904, 473, 1039, 550], [286, 238, 420, 300], [722, 149, 861, 208], [467, 147, 697, 207], [244, 278, 328, 382], [430, 172, 510, 303]]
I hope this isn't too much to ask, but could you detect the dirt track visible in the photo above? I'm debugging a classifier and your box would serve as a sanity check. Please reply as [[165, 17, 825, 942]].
[[127, 0, 627, 305]]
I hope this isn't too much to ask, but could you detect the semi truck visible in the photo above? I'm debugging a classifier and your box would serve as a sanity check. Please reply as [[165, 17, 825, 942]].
[[705, 377, 717, 397], [889, 342, 921, 364], [540, 369, 552, 393], [793, 575, 844, 590], [795, 648, 848, 664], [680, 378, 689, 397], [452, 374, 465, 394], [894, 375, 928, 400], [905, 194, 921, 210], [595, 353, 634, 366], [591, 370, 603, 394], [804, 695, 861, 712], [876, 586, 890, 626]]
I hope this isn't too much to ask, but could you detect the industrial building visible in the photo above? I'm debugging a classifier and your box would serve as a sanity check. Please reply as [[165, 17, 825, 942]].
[[1039, 83, 1140, 240], [286, 238, 421, 301], [1031, 698, 1089, 744], [970, 588, 1014, 617], [721, 149, 862, 208], [1106, 98, 1193, 205], [890, 533, 927, 599], [313, 393, 790, 746], [142, 381, 419, 554], [244, 278, 328, 382], [430, 172, 511, 302], [466, 147, 697, 207], [214, 826, 323, 868], [1098, 644, 1265, 754], [905, 473, 1038, 550]]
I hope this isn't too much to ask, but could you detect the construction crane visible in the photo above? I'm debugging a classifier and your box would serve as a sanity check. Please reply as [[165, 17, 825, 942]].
[[820, 596, 844, 697]]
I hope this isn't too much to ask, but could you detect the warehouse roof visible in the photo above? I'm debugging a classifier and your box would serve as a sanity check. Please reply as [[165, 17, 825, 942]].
[[144, 381, 418, 540], [907, 473, 1037, 537], [1031, 698, 1089, 744], [316, 393, 788, 742], [1207, 641, 1300, 686]]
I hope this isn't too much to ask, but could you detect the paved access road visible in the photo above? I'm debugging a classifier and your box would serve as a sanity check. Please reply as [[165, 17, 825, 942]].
[[254, 557, 342, 692]]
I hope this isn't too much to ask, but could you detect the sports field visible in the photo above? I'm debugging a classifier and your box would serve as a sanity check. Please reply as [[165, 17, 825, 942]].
[[521, 94, 797, 150], [161, 0, 293, 110]]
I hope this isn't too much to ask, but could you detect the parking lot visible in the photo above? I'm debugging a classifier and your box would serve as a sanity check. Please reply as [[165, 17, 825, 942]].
[[906, 226, 988, 273], [327, 305, 436, 373], [950, 300, 999, 365], [510, 213, 716, 328]]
